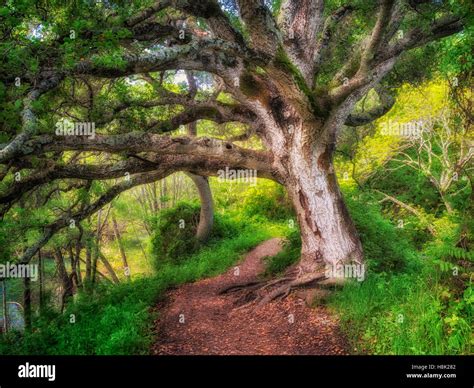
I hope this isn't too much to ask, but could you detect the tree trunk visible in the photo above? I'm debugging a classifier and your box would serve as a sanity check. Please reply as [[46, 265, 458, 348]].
[[38, 249, 44, 311], [99, 252, 120, 284], [186, 173, 214, 242], [23, 276, 31, 329], [112, 213, 131, 281], [85, 243, 92, 284], [68, 244, 79, 290], [186, 121, 214, 242], [284, 143, 364, 276], [91, 209, 102, 285], [76, 241, 83, 287], [1, 279, 8, 333], [54, 248, 74, 312]]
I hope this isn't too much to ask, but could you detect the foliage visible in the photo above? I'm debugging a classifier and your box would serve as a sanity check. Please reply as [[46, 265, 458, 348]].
[[150, 201, 238, 268], [242, 181, 294, 222], [330, 262, 472, 355], [344, 189, 416, 272]]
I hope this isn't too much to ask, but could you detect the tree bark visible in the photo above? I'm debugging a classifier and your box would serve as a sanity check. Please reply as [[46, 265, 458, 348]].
[[75, 240, 83, 287], [99, 252, 120, 284], [285, 147, 364, 275], [112, 213, 131, 281], [1, 279, 8, 333], [91, 209, 102, 285], [186, 120, 214, 242], [38, 249, 44, 311], [187, 173, 214, 242], [68, 244, 79, 290], [287, 162, 363, 273], [85, 243, 92, 284], [54, 248, 74, 312]]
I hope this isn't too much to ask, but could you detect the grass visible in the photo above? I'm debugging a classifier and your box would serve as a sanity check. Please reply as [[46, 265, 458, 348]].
[[329, 261, 473, 355], [264, 228, 300, 276]]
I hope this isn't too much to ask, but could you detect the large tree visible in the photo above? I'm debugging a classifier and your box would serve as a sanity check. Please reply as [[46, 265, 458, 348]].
[[0, 0, 467, 298]]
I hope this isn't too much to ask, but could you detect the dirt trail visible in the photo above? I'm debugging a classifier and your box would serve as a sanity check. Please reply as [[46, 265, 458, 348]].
[[151, 238, 348, 355]]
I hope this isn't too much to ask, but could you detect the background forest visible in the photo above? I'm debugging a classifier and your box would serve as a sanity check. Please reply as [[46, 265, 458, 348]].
[[0, 0, 472, 356]]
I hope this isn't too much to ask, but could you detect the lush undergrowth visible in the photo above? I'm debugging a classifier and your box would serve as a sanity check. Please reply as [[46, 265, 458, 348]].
[[330, 192, 473, 355], [0, 212, 279, 355], [330, 266, 472, 355]]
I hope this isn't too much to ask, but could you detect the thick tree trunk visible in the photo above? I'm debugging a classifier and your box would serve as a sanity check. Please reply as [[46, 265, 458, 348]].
[[285, 143, 364, 276]]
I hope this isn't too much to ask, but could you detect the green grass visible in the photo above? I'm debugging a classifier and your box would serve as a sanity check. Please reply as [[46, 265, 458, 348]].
[[264, 228, 300, 276], [329, 261, 473, 355]]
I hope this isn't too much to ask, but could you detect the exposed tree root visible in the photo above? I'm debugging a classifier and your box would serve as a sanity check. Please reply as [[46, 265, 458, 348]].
[[218, 280, 265, 294], [257, 271, 326, 306], [220, 270, 327, 308]]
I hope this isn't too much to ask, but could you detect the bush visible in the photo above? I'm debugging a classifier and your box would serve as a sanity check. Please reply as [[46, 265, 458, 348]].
[[344, 191, 416, 272], [242, 182, 294, 221], [330, 265, 473, 355], [151, 202, 238, 268]]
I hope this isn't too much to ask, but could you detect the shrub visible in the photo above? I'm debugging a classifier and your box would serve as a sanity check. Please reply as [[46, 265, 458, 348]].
[[344, 191, 416, 272], [151, 202, 238, 268], [242, 182, 294, 221]]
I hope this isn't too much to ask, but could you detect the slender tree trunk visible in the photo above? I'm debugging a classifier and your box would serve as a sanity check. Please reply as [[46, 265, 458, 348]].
[[1, 279, 8, 333], [79, 258, 112, 283], [99, 252, 120, 284], [68, 244, 79, 290], [162, 178, 168, 209], [38, 249, 44, 311], [75, 240, 83, 287], [85, 243, 92, 284], [440, 191, 454, 214], [91, 209, 102, 285], [112, 213, 131, 280], [54, 248, 74, 312], [23, 276, 31, 329]]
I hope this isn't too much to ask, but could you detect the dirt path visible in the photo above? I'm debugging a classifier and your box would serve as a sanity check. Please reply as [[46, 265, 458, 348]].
[[151, 238, 348, 355]]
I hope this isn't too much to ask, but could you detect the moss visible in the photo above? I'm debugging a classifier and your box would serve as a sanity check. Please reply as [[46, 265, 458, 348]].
[[274, 46, 310, 95], [273, 46, 327, 117]]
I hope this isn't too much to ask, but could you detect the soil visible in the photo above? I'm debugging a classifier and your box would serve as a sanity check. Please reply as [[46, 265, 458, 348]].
[[151, 238, 349, 355]]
